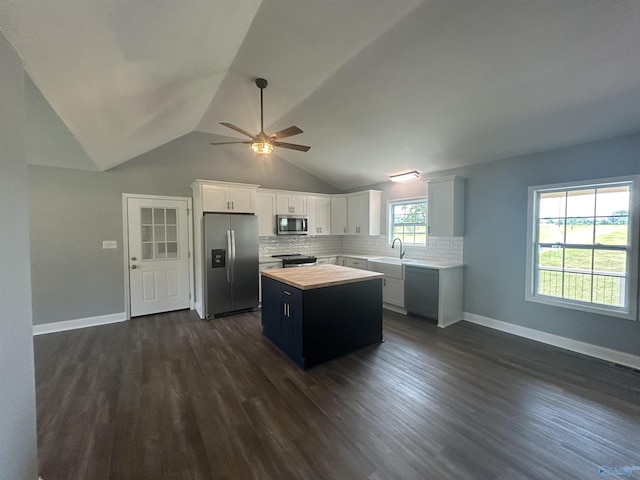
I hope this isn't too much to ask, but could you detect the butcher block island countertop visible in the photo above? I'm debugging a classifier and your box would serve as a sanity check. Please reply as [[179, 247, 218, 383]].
[[260, 264, 384, 290]]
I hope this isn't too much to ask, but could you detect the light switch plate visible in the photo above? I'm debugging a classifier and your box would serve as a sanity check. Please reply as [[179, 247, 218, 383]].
[[102, 240, 117, 249]]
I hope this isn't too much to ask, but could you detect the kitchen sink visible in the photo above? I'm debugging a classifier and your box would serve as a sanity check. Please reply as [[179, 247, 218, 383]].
[[367, 257, 404, 279], [368, 257, 403, 265]]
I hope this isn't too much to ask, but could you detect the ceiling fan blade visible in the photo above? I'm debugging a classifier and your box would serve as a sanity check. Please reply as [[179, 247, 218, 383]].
[[273, 141, 311, 152], [210, 141, 252, 145], [219, 122, 255, 138], [270, 126, 303, 139]]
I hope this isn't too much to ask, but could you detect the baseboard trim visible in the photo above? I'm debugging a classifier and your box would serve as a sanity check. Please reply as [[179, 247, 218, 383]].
[[33, 313, 126, 336], [463, 312, 640, 370]]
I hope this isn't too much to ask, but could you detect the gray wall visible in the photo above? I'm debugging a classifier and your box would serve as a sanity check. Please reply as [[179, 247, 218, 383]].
[[0, 32, 39, 480], [353, 133, 640, 356], [448, 134, 640, 356], [28, 131, 339, 325]]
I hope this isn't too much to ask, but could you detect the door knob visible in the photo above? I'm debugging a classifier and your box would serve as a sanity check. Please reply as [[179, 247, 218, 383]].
[[131, 256, 137, 261], [131, 265, 138, 269]]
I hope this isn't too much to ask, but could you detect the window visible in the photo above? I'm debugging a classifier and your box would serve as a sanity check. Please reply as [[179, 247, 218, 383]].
[[525, 176, 639, 320], [389, 199, 427, 246]]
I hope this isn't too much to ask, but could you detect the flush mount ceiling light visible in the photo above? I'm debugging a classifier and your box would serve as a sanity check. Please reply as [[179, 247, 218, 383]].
[[210, 78, 310, 155], [389, 171, 420, 182]]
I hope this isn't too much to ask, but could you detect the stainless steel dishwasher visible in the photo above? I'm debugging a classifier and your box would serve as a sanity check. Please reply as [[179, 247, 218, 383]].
[[404, 266, 439, 320]]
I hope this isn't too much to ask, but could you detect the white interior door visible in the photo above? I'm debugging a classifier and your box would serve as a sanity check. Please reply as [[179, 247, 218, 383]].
[[127, 197, 190, 317]]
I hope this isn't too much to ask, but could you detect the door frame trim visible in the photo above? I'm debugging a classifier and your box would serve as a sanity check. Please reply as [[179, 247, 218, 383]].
[[122, 193, 194, 320]]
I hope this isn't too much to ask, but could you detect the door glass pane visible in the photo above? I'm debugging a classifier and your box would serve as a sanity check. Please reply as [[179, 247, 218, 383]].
[[165, 209, 177, 225], [166, 226, 177, 242], [156, 243, 166, 259], [141, 226, 153, 242], [154, 226, 166, 242], [167, 242, 178, 258], [142, 243, 153, 260], [141, 207, 153, 224], [153, 208, 165, 224]]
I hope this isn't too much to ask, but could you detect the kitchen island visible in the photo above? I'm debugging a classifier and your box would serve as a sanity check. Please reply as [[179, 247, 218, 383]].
[[261, 264, 384, 369]]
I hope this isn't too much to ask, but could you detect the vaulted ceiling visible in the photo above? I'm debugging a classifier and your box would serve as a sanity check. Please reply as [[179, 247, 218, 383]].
[[3, 0, 640, 190]]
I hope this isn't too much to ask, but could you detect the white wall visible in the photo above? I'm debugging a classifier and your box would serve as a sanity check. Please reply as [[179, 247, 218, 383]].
[[0, 32, 39, 480]]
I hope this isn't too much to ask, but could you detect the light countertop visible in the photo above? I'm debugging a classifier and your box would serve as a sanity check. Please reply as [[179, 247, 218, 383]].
[[261, 264, 384, 290], [259, 253, 464, 270]]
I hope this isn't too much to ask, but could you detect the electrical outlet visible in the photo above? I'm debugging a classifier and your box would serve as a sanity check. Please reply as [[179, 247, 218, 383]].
[[102, 240, 117, 249]]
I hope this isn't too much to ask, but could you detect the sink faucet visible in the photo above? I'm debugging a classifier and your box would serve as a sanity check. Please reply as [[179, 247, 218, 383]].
[[391, 238, 405, 259]]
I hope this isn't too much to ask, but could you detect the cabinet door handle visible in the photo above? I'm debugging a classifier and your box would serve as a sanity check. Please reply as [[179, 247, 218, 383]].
[[283, 290, 291, 296], [287, 304, 290, 317], [283, 303, 287, 316], [232, 201, 235, 209]]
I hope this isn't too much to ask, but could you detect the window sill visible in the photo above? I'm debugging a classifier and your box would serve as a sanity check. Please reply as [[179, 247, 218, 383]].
[[525, 293, 637, 321]]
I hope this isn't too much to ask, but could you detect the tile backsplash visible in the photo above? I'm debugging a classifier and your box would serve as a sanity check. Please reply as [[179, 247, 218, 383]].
[[259, 235, 463, 263], [259, 235, 343, 257]]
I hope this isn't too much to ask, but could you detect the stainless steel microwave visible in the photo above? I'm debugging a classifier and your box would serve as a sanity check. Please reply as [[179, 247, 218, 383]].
[[276, 215, 309, 235]]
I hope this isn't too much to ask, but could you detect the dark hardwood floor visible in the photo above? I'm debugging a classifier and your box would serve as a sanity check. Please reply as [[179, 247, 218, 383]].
[[34, 310, 640, 480]]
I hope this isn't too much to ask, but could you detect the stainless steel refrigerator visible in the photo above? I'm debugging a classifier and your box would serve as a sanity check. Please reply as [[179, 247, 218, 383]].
[[203, 213, 259, 318]]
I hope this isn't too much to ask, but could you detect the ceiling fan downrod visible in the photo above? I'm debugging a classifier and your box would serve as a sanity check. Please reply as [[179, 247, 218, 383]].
[[256, 78, 268, 134]]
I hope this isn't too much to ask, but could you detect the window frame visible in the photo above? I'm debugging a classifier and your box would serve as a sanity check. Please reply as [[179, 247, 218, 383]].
[[525, 175, 640, 320], [387, 197, 428, 247]]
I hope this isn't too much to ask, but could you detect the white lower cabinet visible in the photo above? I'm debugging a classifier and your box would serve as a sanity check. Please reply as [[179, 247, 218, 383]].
[[342, 257, 367, 270], [382, 276, 404, 307], [315, 257, 337, 265]]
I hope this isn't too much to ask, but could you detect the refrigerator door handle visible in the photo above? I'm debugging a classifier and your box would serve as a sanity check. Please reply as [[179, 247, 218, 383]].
[[230, 229, 236, 282], [226, 230, 232, 283]]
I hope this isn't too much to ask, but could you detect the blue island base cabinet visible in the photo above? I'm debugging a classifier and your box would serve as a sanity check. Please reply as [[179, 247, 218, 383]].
[[261, 275, 383, 369]]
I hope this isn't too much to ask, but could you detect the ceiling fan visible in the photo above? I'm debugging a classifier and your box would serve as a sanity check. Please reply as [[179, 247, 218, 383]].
[[210, 78, 310, 154]]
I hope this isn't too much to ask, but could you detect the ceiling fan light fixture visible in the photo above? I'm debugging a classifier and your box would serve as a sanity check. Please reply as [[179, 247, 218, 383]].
[[211, 78, 310, 155], [252, 142, 273, 154], [389, 170, 420, 182]]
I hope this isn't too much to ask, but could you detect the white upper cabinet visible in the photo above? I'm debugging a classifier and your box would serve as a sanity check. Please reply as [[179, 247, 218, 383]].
[[256, 191, 277, 236], [276, 193, 307, 215], [347, 190, 381, 235], [197, 181, 258, 213], [427, 176, 465, 237], [307, 195, 331, 235], [330, 196, 348, 235]]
